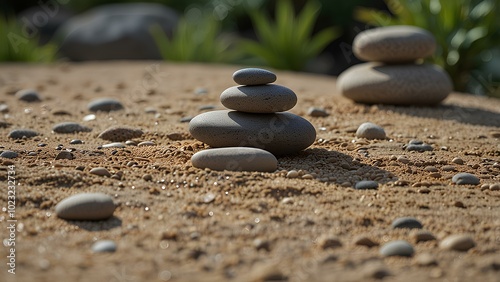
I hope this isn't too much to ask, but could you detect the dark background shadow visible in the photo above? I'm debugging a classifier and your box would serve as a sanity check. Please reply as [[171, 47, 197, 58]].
[[67, 216, 122, 231]]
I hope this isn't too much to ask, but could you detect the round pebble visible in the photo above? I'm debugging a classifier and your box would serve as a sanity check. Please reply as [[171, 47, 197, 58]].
[[8, 129, 39, 139], [307, 107, 329, 117], [439, 234, 476, 251], [451, 158, 464, 165], [89, 167, 111, 177], [70, 139, 83, 145], [191, 147, 278, 172], [55, 193, 115, 221], [354, 236, 378, 247], [338, 63, 451, 105], [189, 110, 316, 155], [220, 85, 297, 113], [15, 89, 42, 102], [102, 142, 126, 148], [490, 184, 500, 191], [391, 217, 423, 229], [0, 150, 18, 159], [415, 253, 438, 266], [286, 170, 299, 178], [98, 126, 143, 142], [233, 68, 277, 86], [317, 236, 342, 250], [0, 103, 9, 113], [380, 240, 415, 257], [53, 122, 92, 133], [411, 230, 436, 243], [55, 151, 74, 160], [355, 180, 379, 190], [92, 240, 117, 253], [356, 122, 386, 139], [452, 173, 480, 185], [87, 98, 124, 112], [354, 25, 436, 63]]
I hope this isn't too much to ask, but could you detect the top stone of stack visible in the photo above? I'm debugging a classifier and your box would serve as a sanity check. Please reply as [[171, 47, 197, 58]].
[[353, 26, 436, 63], [233, 68, 277, 85]]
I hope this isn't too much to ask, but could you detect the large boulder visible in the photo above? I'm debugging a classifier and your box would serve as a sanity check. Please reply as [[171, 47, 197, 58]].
[[55, 3, 178, 60]]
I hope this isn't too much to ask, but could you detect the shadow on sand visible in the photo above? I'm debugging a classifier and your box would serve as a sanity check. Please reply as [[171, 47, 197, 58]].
[[68, 216, 122, 231]]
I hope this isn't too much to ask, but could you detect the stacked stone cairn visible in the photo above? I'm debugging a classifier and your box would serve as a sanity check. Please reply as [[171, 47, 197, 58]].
[[189, 68, 316, 172], [338, 25, 453, 105]]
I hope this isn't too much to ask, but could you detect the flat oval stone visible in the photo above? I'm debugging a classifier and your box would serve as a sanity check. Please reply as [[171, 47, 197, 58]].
[[189, 110, 316, 155], [98, 126, 143, 141], [55, 193, 115, 220], [191, 147, 278, 172], [88, 98, 124, 112], [356, 122, 386, 139], [102, 142, 126, 148], [439, 234, 476, 251], [15, 89, 42, 102], [220, 85, 297, 113], [354, 26, 436, 63], [452, 173, 480, 185], [380, 240, 414, 257], [233, 68, 277, 85], [338, 63, 452, 105], [53, 122, 92, 133], [92, 240, 117, 253], [0, 150, 18, 159], [8, 129, 39, 139], [391, 217, 423, 229], [355, 180, 379, 190]]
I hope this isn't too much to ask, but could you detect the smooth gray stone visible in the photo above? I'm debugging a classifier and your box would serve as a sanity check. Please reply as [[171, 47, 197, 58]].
[[88, 98, 124, 112], [53, 122, 92, 133], [220, 85, 297, 113], [356, 122, 386, 139], [191, 147, 278, 172], [338, 62, 452, 105], [55, 3, 178, 60], [8, 129, 39, 139], [391, 217, 423, 229], [354, 25, 436, 63], [233, 68, 277, 85], [380, 240, 415, 257], [189, 110, 316, 155], [0, 150, 18, 159], [407, 142, 433, 152], [55, 193, 115, 221], [355, 180, 379, 190], [15, 89, 42, 102], [452, 173, 480, 185], [92, 240, 117, 253], [98, 126, 143, 142]]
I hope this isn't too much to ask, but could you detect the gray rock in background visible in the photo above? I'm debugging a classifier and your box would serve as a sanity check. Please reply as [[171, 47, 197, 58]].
[[55, 3, 178, 60]]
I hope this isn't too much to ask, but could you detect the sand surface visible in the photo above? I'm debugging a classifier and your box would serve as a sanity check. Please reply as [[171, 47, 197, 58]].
[[0, 62, 499, 282]]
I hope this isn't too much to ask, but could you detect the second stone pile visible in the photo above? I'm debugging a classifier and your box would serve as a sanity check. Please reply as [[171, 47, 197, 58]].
[[189, 68, 316, 172]]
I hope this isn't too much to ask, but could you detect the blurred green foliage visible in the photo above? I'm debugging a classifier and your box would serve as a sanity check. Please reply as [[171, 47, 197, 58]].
[[356, 0, 500, 96], [150, 13, 239, 63], [0, 17, 56, 62], [239, 0, 339, 71]]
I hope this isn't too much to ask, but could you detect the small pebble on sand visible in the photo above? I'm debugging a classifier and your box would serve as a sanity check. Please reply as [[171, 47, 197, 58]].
[[356, 122, 386, 140]]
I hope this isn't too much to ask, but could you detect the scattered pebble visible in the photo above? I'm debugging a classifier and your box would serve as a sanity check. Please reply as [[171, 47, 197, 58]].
[[92, 240, 117, 253], [281, 197, 294, 205], [286, 170, 299, 178], [253, 238, 271, 251], [380, 240, 415, 257], [70, 139, 83, 145], [191, 147, 277, 172], [362, 262, 391, 279], [138, 141, 155, 146], [88, 98, 124, 112], [424, 166, 438, 172], [232, 68, 276, 86], [8, 129, 39, 139], [102, 142, 126, 148], [52, 122, 92, 133], [355, 180, 379, 190], [397, 156, 409, 164], [55, 193, 115, 220], [490, 184, 500, 191], [439, 234, 476, 251], [415, 253, 438, 266], [180, 116, 193, 123], [452, 173, 480, 185], [406, 140, 433, 152], [317, 235, 342, 250], [82, 114, 96, 121], [0, 104, 9, 113], [125, 140, 137, 146], [307, 107, 329, 117], [356, 122, 386, 140], [89, 167, 111, 177], [391, 217, 423, 229], [15, 89, 42, 102], [354, 235, 378, 247], [98, 126, 143, 142], [451, 157, 464, 165], [167, 133, 184, 140], [0, 150, 18, 159], [411, 230, 436, 243], [142, 174, 153, 181], [55, 151, 74, 160], [441, 165, 456, 171]]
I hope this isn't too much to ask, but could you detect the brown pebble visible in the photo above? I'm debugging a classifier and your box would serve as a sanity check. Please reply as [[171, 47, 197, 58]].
[[480, 184, 490, 190], [55, 151, 74, 160], [362, 262, 391, 279], [89, 167, 111, 177], [415, 253, 438, 266], [429, 172, 441, 178], [354, 235, 378, 247], [451, 158, 464, 165], [397, 156, 409, 164], [142, 174, 153, 181], [490, 184, 500, 191], [424, 166, 438, 172], [417, 188, 430, 194], [453, 201, 466, 208], [317, 236, 342, 250], [439, 234, 476, 251], [411, 230, 436, 243], [442, 165, 456, 171]]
